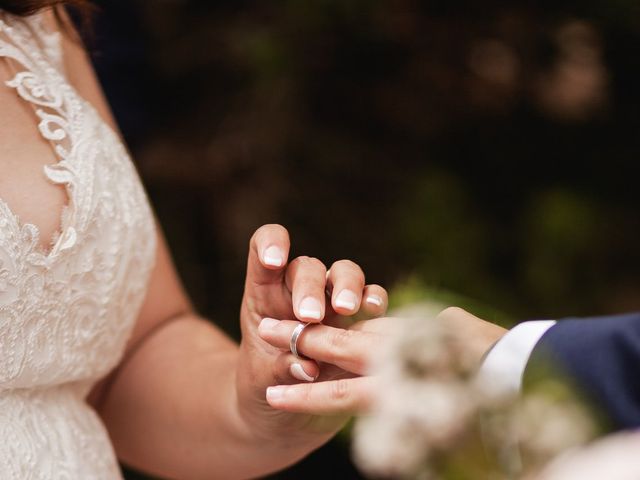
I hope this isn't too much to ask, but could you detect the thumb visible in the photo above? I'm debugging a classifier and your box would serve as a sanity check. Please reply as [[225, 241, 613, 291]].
[[246, 224, 291, 288]]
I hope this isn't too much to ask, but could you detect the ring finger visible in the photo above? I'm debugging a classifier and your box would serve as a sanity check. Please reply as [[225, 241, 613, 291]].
[[258, 318, 381, 376]]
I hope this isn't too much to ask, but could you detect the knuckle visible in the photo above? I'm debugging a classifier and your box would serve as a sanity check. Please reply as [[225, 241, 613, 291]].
[[249, 228, 261, 246], [273, 361, 289, 385], [295, 256, 326, 272], [332, 259, 363, 276], [329, 328, 354, 353], [273, 371, 288, 385], [308, 257, 325, 269], [287, 256, 301, 269], [251, 224, 288, 244], [298, 384, 313, 404], [352, 359, 366, 375], [263, 223, 288, 235], [438, 306, 467, 320], [330, 379, 351, 402], [367, 285, 388, 301]]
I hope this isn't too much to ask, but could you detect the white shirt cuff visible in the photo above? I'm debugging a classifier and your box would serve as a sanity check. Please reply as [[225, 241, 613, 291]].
[[476, 320, 557, 397]]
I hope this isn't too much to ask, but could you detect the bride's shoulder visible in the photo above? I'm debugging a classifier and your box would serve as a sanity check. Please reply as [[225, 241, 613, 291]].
[[44, 7, 121, 134]]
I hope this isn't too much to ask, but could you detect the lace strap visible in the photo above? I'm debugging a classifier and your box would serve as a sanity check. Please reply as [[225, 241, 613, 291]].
[[0, 13, 82, 159], [26, 12, 64, 73], [2, 11, 65, 73], [0, 12, 80, 259]]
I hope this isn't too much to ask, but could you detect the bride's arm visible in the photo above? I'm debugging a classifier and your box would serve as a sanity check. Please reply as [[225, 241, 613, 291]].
[[91, 231, 272, 479]]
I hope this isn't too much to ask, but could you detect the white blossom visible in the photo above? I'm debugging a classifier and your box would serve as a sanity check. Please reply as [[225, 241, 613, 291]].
[[537, 432, 640, 480], [352, 302, 597, 479], [514, 393, 595, 461]]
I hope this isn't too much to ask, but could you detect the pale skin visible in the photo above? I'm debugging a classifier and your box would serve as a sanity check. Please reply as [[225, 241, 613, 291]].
[[0, 8, 508, 479], [258, 307, 507, 414]]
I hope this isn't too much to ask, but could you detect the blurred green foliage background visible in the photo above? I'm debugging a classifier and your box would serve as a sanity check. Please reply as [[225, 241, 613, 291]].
[[85, 0, 640, 478]]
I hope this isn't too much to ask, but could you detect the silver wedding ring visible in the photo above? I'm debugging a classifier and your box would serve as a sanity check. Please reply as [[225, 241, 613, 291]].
[[290, 322, 309, 359]]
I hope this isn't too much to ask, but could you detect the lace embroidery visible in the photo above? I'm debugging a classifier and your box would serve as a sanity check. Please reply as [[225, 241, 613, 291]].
[[0, 14, 80, 262], [0, 11, 157, 479]]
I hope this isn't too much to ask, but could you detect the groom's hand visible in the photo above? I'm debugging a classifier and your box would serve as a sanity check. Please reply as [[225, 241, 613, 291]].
[[257, 308, 507, 415]]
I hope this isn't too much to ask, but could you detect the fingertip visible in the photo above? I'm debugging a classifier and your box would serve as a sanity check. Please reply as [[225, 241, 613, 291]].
[[266, 386, 287, 406], [261, 245, 286, 269], [326, 260, 365, 315], [365, 295, 382, 307], [253, 224, 290, 269], [258, 317, 279, 338], [303, 318, 324, 324], [290, 362, 318, 382], [297, 296, 324, 322], [362, 285, 388, 316], [333, 288, 360, 315]]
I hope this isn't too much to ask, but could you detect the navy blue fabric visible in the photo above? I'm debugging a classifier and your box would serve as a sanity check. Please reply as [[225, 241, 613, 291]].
[[525, 312, 640, 430]]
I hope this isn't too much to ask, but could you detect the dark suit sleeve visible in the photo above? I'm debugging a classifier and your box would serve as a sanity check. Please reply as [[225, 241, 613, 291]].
[[524, 312, 640, 430]]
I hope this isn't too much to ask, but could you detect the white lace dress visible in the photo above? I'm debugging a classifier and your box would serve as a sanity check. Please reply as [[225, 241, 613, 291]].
[[0, 12, 156, 479]]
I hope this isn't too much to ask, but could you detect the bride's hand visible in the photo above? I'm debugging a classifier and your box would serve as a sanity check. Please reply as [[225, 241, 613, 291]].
[[236, 224, 387, 441], [257, 316, 392, 414]]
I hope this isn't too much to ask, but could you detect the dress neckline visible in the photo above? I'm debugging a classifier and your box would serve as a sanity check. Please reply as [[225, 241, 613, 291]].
[[0, 13, 78, 265]]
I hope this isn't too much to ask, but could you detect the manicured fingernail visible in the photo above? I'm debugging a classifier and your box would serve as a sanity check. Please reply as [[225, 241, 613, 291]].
[[335, 289, 358, 311], [299, 297, 322, 320], [263, 245, 285, 267], [266, 386, 286, 402], [365, 295, 383, 307], [258, 317, 279, 334], [290, 363, 316, 382]]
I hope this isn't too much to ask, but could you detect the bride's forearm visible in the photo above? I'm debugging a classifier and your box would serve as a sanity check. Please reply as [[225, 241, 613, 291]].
[[95, 313, 308, 480]]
